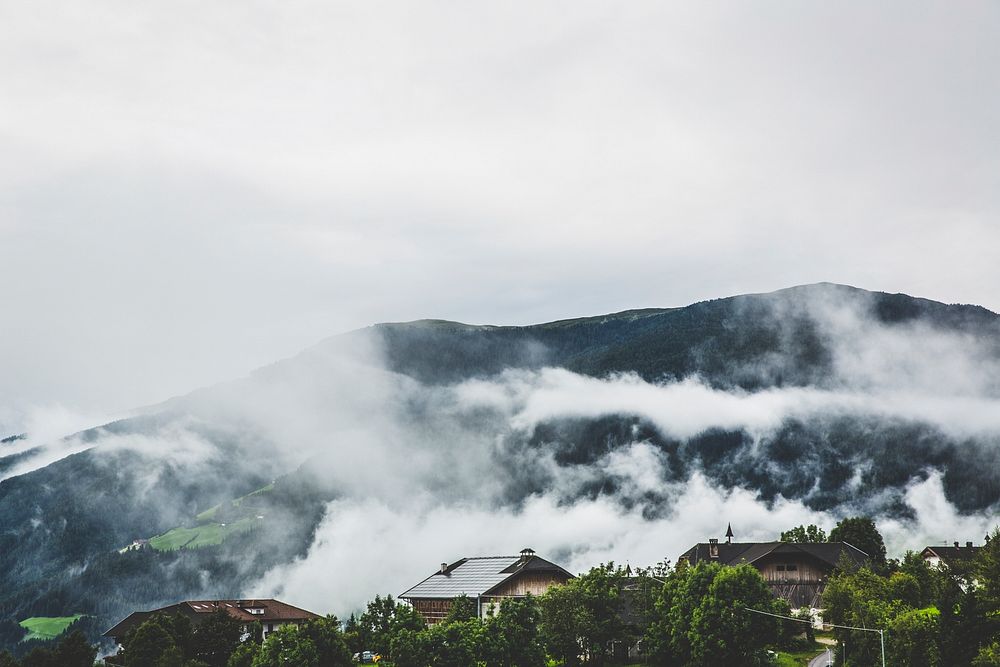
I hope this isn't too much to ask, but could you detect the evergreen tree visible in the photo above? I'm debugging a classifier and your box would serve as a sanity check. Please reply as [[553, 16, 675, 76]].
[[52, 630, 98, 667]]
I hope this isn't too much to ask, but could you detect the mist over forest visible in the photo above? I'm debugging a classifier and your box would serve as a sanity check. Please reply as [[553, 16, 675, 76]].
[[1, 283, 999, 651]]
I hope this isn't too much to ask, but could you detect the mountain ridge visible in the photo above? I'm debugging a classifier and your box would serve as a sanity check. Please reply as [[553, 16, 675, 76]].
[[1, 282, 999, 652]]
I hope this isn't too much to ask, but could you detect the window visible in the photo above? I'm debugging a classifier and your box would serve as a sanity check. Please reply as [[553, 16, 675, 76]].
[[776, 565, 786, 572], [786, 564, 798, 571]]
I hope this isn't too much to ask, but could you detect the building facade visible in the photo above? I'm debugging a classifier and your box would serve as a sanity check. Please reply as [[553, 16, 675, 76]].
[[678, 538, 869, 609], [400, 548, 573, 624], [103, 598, 320, 651]]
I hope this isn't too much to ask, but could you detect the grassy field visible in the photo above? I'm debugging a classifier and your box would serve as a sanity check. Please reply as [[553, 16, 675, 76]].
[[195, 483, 274, 523], [19, 615, 83, 641], [149, 516, 258, 551]]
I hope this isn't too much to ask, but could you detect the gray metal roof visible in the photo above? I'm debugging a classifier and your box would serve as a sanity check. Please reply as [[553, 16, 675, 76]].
[[400, 556, 524, 599]]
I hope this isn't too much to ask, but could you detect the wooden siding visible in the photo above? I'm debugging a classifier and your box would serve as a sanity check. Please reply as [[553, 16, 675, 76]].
[[410, 599, 453, 625], [410, 571, 571, 625], [755, 555, 828, 584], [754, 554, 833, 609], [487, 571, 570, 597]]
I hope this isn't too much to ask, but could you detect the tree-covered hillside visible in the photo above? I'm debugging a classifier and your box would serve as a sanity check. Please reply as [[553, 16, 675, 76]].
[[1, 283, 999, 652]]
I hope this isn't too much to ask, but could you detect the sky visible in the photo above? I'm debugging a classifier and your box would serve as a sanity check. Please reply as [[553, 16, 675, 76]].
[[2, 1, 999, 429]]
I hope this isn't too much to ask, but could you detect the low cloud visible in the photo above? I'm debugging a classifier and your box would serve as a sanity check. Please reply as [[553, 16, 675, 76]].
[[7, 288, 1000, 619]]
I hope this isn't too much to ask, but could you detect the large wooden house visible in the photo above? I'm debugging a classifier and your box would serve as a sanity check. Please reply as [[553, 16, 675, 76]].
[[400, 548, 573, 624], [103, 598, 320, 650], [678, 531, 868, 609]]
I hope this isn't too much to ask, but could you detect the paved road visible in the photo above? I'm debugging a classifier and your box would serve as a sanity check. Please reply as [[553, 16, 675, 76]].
[[809, 647, 834, 667]]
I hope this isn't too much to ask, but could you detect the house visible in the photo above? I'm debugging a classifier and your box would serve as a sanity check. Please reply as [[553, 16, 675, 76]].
[[921, 541, 982, 571], [103, 598, 320, 647], [400, 548, 573, 624], [678, 529, 868, 609]]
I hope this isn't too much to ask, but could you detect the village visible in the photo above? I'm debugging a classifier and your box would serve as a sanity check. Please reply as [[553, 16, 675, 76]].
[[46, 520, 987, 667]]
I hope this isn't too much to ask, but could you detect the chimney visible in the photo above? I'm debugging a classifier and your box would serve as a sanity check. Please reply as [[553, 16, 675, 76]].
[[954, 541, 960, 548], [966, 542, 974, 548], [439, 562, 448, 574], [709, 538, 719, 559]]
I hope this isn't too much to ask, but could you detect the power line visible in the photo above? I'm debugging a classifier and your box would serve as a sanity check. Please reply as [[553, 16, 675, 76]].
[[743, 607, 886, 667]]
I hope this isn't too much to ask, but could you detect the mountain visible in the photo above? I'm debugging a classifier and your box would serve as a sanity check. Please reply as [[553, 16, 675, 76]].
[[1, 283, 999, 652]]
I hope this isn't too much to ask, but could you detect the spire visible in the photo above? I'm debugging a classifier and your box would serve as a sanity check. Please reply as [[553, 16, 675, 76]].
[[725, 523, 734, 544]]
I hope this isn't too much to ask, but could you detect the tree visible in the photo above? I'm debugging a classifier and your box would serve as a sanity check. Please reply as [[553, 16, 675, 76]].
[[391, 620, 482, 667], [644, 562, 782, 666], [226, 642, 258, 667], [780, 524, 827, 543], [251, 625, 318, 667], [296, 616, 351, 667], [976, 527, 1000, 615], [974, 642, 1000, 667], [342, 614, 362, 655], [445, 594, 478, 624], [823, 566, 895, 665], [191, 610, 243, 667], [126, 617, 181, 667], [20, 647, 56, 667], [355, 595, 424, 660], [888, 607, 940, 667], [687, 564, 783, 666], [481, 595, 545, 667], [830, 516, 887, 570], [0, 651, 17, 667], [540, 564, 629, 666], [53, 630, 98, 667]]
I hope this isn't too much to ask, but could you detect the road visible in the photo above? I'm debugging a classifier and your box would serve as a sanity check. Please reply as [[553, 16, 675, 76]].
[[809, 647, 833, 667]]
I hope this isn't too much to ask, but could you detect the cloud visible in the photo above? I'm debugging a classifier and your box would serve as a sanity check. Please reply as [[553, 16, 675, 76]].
[[0, 404, 114, 481], [255, 461, 833, 617], [6, 285, 1000, 622], [2, 1, 1000, 418]]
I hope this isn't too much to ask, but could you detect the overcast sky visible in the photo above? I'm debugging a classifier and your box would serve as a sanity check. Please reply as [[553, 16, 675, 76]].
[[1, 1, 999, 428]]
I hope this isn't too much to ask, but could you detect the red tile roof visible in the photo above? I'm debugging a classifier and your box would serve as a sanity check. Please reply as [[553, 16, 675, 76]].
[[103, 598, 320, 639]]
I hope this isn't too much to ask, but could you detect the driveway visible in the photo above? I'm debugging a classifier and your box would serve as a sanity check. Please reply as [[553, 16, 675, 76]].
[[809, 647, 834, 667]]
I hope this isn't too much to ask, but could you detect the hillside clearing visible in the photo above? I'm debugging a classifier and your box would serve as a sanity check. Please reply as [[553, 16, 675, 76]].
[[149, 517, 258, 551], [19, 615, 83, 641]]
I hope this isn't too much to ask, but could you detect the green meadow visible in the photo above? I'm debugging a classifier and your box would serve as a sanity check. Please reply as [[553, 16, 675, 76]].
[[19, 615, 83, 642]]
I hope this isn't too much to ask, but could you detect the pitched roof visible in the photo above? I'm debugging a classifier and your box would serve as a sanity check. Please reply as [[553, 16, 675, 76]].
[[921, 545, 982, 566], [400, 553, 573, 599], [103, 599, 319, 638], [678, 541, 869, 569]]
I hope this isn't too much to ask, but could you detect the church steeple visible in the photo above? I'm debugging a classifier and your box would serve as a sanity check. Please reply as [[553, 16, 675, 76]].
[[725, 523, 734, 544]]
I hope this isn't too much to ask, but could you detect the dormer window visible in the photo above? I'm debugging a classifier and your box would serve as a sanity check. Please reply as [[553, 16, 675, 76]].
[[246, 608, 264, 615]]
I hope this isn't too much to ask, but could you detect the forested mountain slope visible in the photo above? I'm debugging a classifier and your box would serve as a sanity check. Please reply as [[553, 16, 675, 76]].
[[1, 283, 999, 652]]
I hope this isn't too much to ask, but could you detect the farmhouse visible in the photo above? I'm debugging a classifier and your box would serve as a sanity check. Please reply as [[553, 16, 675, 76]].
[[921, 541, 982, 570], [103, 598, 319, 647], [678, 530, 868, 608], [400, 548, 573, 624]]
